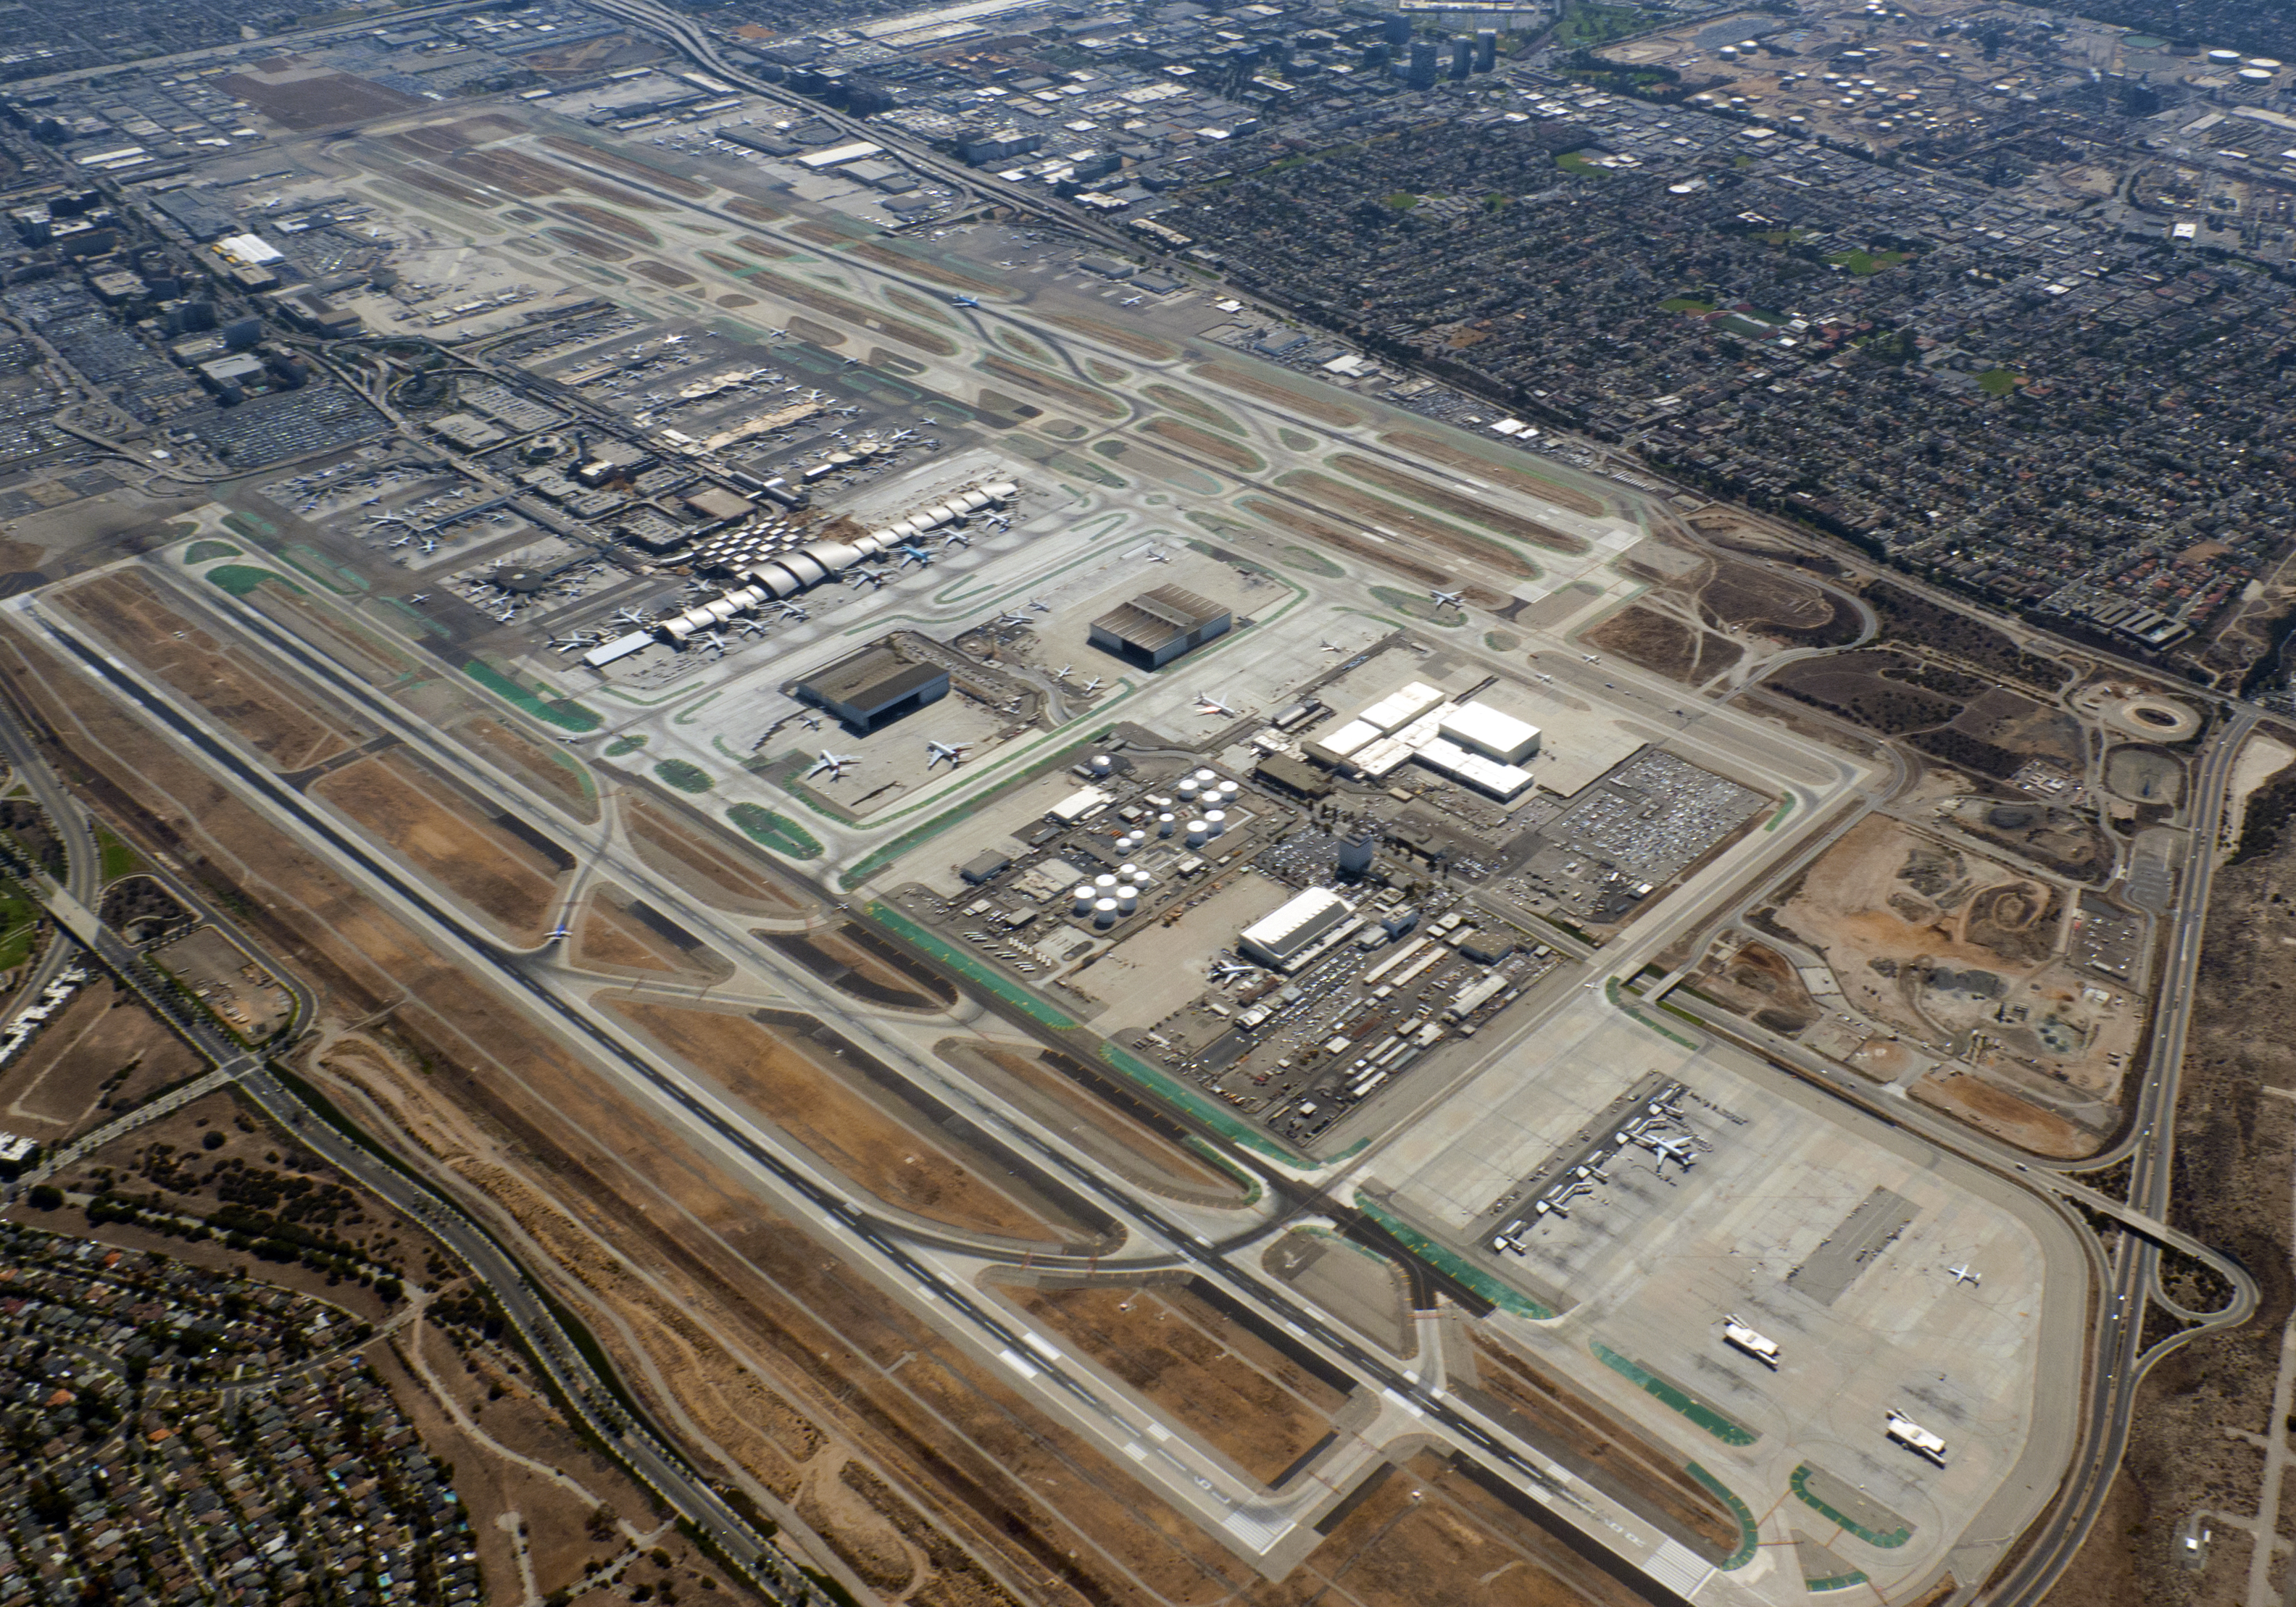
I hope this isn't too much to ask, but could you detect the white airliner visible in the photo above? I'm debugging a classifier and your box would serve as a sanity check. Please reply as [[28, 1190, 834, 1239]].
[[807, 751, 860, 780], [926, 740, 970, 769], [1196, 692, 1239, 718], [1429, 588, 1465, 611], [1946, 1264, 1981, 1288]]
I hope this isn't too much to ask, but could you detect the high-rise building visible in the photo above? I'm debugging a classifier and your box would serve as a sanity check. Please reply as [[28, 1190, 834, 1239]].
[[1383, 13, 1412, 45], [1449, 34, 1473, 80], [1474, 28, 1497, 71], [1363, 42, 1389, 70], [1407, 38, 1439, 88]]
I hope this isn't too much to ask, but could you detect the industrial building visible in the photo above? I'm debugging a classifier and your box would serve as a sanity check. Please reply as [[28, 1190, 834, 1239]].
[[795, 645, 949, 732], [1089, 585, 1231, 668], [1306, 680, 1541, 801], [1240, 887, 1360, 972]]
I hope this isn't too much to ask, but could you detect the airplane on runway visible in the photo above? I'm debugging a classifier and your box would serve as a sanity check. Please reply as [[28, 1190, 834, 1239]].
[[950, 295, 980, 307], [1078, 676, 1104, 694], [1144, 547, 1171, 564], [546, 919, 573, 941], [896, 544, 933, 568], [1946, 1264, 1981, 1288], [1583, 653, 1602, 664], [1429, 588, 1465, 611], [408, 593, 429, 604], [1196, 692, 1239, 717], [807, 751, 860, 780], [764, 327, 789, 340], [926, 739, 970, 768]]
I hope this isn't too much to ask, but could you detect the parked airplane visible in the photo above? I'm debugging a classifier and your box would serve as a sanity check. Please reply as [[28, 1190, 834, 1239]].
[[926, 740, 970, 769], [1196, 692, 1238, 717], [941, 530, 972, 549], [896, 544, 933, 568], [1144, 547, 1171, 564], [1028, 598, 1052, 612], [1429, 588, 1465, 611], [737, 617, 770, 638], [806, 751, 859, 780], [407, 593, 429, 604], [846, 567, 889, 588], [771, 601, 808, 621], [1319, 639, 1344, 653], [993, 612, 1033, 628], [1209, 956, 1257, 982], [387, 535, 412, 549], [1078, 676, 1104, 694], [1946, 1264, 1981, 1288], [419, 538, 438, 554]]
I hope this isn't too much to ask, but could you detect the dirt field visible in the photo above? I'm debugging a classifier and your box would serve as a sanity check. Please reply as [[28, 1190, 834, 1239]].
[[570, 885, 731, 984], [632, 261, 699, 288], [939, 1041, 1249, 1204], [451, 714, 599, 822], [1000, 1279, 1349, 1485], [1281, 470, 1544, 578], [1140, 383, 1246, 435], [736, 268, 957, 356], [1377, 429, 1605, 515], [978, 355, 1123, 420], [1192, 361, 1362, 427], [0, 980, 203, 1143], [1141, 416, 1265, 475], [540, 134, 711, 199], [1581, 604, 1743, 683], [54, 570, 362, 769], [312, 750, 564, 941], [220, 61, 420, 129], [1465, 1335, 1741, 1558], [1328, 454, 1589, 556], [1285, 1450, 1656, 1607], [762, 923, 952, 1011], [604, 998, 1081, 1243], [844, 240, 1002, 296], [545, 228, 631, 262], [1039, 312, 1180, 362], [1910, 1069, 2096, 1157], [549, 202, 660, 245], [1700, 557, 1861, 646], [2046, 751, 2296, 1606], [1240, 497, 1510, 608], [1691, 937, 1823, 1036], [622, 798, 809, 918], [0, 622, 1281, 1607]]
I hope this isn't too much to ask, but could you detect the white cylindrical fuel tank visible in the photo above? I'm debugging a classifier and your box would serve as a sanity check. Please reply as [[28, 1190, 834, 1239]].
[[1157, 812, 1176, 836], [1091, 754, 1114, 776], [1194, 768, 1218, 785], [1115, 888, 1138, 914], [1071, 886, 1094, 914], [1186, 819, 1209, 846], [1177, 778, 1200, 799], [1204, 809, 1227, 838], [1093, 898, 1119, 927]]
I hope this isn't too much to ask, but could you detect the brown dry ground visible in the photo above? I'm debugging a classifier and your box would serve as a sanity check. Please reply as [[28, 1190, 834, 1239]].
[[538, 133, 712, 199], [1692, 938, 1823, 1037], [621, 798, 810, 918], [1376, 429, 1606, 515], [0, 616, 1693, 1607], [733, 267, 957, 356], [549, 201, 660, 245], [1910, 1070, 2094, 1156], [1268, 1449, 1655, 1607], [2046, 773, 2296, 1606], [1582, 606, 1700, 680], [546, 227, 631, 262], [725, 196, 789, 223], [999, 1280, 1347, 1485], [764, 923, 951, 1011], [1141, 383, 1247, 435], [978, 354, 1124, 420], [220, 64, 420, 129], [1701, 558, 1860, 646], [570, 885, 731, 985], [1279, 470, 1542, 579], [54, 571, 362, 769], [0, 980, 203, 1142], [1328, 453, 1589, 556], [1039, 312, 1181, 362], [1464, 1335, 1739, 1558], [1239, 497, 1512, 609], [939, 1041, 1248, 1203], [603, 997, 1076, 1243], [451, 714, 598, 822], [844, 240, 1002, 295], [312, 750, 563, 941], [632, 260, 699, 288], [1141, 415, 1265, 475], [1192, 361, 1362, 427]]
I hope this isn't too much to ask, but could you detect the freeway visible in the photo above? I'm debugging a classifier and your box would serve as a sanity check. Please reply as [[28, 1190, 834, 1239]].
[[16, 582, 1740, 1594], [1982, 702, 2260, 1606]]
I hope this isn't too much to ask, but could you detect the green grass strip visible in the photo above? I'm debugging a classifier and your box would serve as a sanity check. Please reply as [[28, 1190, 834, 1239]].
[[725, 803, 822, 860], [1605, 977, 1702, 1049], [183, 540, 241, 564], [460, 660, 602, 732], [865, 902, 1078, 1031], [1788, 1464, 1913, 1548], [1352, 1195, 1554, 1319], [204, 564, 300, 599], [1591, 1343, 1758, 1446], [1765, 796, 1795, 832], [1686, 1464, 1762, 1569], [1097, 1042, 1294, 1164], [1807, 1571, 1870, 1592]]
